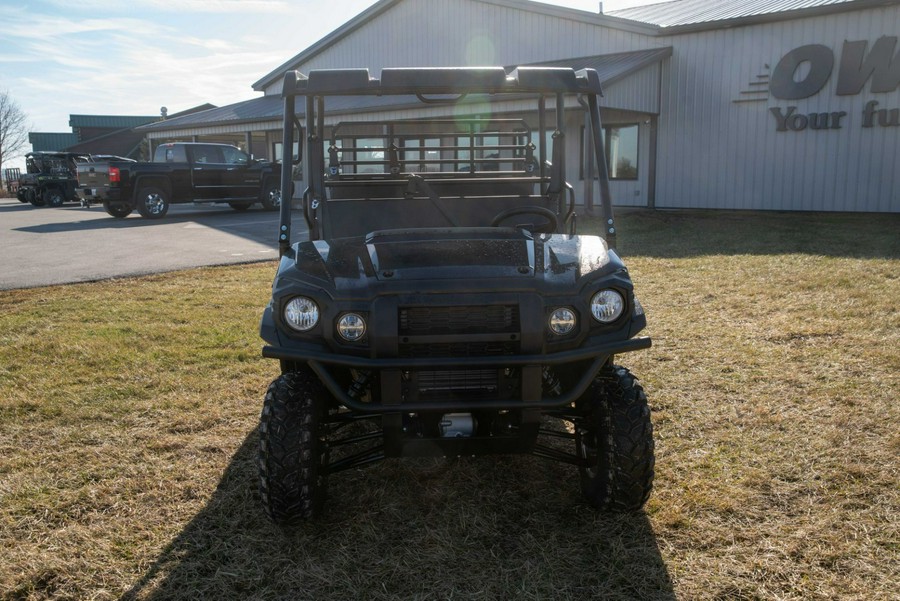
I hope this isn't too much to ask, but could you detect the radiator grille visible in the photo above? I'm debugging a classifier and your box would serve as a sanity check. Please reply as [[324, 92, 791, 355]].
[[417, 369, 499, 394], [399, 305, 519, 335], [399, 341, 519, 358]]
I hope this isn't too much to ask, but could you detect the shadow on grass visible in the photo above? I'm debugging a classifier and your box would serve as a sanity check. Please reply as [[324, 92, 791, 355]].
[[123, 431, 675, 600], [602, 209, 900, 260]]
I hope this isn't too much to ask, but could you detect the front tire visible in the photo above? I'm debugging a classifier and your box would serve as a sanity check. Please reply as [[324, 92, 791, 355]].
[[135, 186, 170, 219], [576, 366, 654, 512], [44, 188, 65, 208], [260, 182, 281, 211], [258, 369, 329, 525]]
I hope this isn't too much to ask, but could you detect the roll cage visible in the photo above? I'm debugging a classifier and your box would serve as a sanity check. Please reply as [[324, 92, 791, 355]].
[[278, 66, 618, 253]]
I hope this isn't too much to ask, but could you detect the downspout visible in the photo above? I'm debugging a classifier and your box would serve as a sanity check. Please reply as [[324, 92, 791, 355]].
[[648, 60, 663, 210]]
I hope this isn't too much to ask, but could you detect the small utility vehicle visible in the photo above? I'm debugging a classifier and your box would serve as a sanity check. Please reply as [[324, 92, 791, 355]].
[[16, 152, 85, 207], [258, 66, 653, 523]]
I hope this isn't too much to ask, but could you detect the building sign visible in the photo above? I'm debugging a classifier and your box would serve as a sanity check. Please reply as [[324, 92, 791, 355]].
[[767, 36, 900, 131]]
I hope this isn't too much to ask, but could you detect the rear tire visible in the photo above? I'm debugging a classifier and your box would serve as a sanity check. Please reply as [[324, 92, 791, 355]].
[[135, 186, 170, 219], [28, 189, 45, 207], [576, 366, 654, 512], [260, 182, 281, 211], [259, 369, 329, 525], [229, 202, 252, 211]]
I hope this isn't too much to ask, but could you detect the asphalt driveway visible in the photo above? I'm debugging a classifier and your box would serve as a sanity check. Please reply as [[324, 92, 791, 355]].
[[0, 199, 309, 290]]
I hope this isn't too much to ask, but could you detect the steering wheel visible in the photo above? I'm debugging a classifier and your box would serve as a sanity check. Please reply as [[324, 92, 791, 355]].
[[490, 206, 559, 234]]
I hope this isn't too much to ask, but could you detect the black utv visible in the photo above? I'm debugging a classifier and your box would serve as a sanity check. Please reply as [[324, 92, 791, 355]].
[[16, 151, 85, 207], [258, 66, 654, 523]]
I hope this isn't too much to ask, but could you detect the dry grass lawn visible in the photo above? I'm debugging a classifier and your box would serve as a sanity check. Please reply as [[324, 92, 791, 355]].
[[0, 210, 897, 600]]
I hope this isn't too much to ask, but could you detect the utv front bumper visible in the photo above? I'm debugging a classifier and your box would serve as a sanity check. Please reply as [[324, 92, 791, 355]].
[[262, 335, 650, 413]]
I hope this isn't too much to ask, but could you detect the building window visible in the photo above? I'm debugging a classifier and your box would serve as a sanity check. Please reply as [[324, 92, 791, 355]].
[[456, 134, 501, 172], [273, 141, 300, 162], [582, 124, 639, 181], [403, 138, 441, 172], [351, 138, 385, 174]]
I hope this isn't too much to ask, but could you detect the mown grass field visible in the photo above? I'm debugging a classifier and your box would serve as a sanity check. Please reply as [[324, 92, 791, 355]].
[[1, 210, 898, 600]]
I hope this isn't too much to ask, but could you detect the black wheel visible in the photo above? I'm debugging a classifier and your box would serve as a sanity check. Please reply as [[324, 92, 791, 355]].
[[44, 188, 66, 208], [229, 202, 252, 211], [258, 369, 329, 525], [260, 182, 281, 211], [135, 186, 170, 219], [27, 189, 45, 207], [576, 366, 654, 512], [490, 206, 559, 233], [16, 190, 28, 203], [104, 202, 132, 219]]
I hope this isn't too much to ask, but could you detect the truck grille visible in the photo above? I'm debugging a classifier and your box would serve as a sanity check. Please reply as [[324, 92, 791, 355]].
[[417, 369, 499, 394], [399, 305, 519, 335]]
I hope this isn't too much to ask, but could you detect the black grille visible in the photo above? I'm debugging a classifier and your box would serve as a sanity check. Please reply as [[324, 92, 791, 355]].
[[399, 305, 519, 335], [417, 369, 498, 394], [399, 341, 519, 358]]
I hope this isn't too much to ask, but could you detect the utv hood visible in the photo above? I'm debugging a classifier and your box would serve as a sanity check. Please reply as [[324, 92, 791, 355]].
[[286, 227, 622, 294]]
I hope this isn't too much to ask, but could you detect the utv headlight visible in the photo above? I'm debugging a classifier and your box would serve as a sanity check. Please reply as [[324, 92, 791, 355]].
[[284, 296, 319, 331], [591, 289, 625, 323], [337, 313, 367, 341], [548, 307, 576, 336]]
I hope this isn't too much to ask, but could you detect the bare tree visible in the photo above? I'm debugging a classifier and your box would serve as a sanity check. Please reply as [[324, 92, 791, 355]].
[[0, 90, 29, 173]]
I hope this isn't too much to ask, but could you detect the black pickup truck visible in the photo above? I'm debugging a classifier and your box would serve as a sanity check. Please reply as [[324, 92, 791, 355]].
[[77, 142, 282, 218]]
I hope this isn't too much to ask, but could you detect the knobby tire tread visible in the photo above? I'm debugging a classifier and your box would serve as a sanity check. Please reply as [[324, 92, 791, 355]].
[[581, 365, 655, 512], [258, 370, 327, 525]]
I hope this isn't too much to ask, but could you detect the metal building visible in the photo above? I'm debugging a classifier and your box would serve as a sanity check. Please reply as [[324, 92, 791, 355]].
[[141, 0, 900, 212]]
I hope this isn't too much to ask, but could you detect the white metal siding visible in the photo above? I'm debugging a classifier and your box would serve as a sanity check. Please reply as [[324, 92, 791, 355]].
[[654, 4, 900, 212], [603, 63, 662, 114], [264, 0, 663, 96], [145, 121, 282, 140]]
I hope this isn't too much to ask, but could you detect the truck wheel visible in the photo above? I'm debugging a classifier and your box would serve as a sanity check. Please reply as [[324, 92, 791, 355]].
[[16, 190, 28, 203], [576, 366, 654, 512], [260, 183, 281, 211], [104, 202, 132, 219], [258, 369, 329, 525], [135, 186, 170, 219], [44, 188, 66, 208]]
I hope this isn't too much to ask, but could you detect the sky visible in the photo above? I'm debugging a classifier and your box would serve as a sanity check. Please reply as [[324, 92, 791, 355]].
[[0, 0, 661, 167]]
